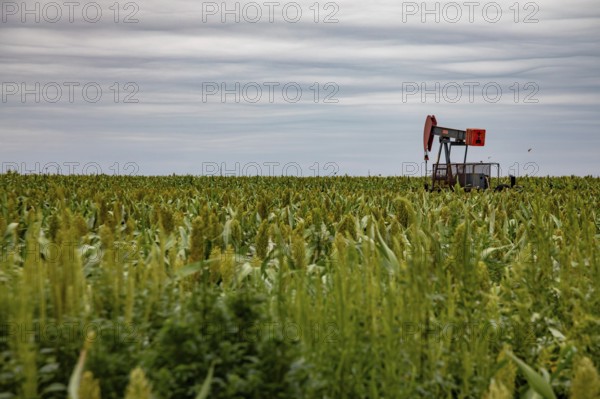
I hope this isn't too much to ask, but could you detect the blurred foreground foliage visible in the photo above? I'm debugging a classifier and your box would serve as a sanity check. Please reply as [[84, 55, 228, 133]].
[[0, 174, 599, 398]]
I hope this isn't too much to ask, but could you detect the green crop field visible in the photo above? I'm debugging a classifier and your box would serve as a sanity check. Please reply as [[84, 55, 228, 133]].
[[0, 174, 599, 399]]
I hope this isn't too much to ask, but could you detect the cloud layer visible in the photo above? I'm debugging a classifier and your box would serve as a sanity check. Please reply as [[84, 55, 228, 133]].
[[1, 0, 599, 176]]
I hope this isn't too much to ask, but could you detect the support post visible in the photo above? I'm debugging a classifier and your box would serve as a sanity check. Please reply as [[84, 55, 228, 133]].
[[433, 140, 444, 189], [443, 141, 453, 185]]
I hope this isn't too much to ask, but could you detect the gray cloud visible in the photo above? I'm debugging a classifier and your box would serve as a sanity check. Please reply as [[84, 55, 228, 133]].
[[1, 0, 599, 176]]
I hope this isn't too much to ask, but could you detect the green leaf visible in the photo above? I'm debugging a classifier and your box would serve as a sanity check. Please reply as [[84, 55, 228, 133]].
[[176, 259, 217, 279], [506, 352, 556, 399], [523, 388, 543, 399], [552, 345, 577, 378], [375, 228, 400, 273], [39, 363, 59, 374], [196, 362, 215, 399], [481, 245, 511, 258], [548, 327, 565, 342], [235, 262, 254, 286], [68, 348, 87, 399], [222, 219, 233, 247], [41, 383, 67, 394], [3, 222, 18, 241]]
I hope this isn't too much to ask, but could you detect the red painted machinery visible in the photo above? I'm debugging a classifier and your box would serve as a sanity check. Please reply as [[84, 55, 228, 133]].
[[423, 115, 512, 190]]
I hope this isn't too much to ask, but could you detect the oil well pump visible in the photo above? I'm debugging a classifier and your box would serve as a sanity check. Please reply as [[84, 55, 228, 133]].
[[423, 115, 515, 191]]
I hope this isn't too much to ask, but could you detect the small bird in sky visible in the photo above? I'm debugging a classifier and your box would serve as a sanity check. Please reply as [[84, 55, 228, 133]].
[[528, 148, 532, 152]]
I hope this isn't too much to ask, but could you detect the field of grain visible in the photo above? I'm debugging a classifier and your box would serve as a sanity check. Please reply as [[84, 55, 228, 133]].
[[0, 174, 599, 398]]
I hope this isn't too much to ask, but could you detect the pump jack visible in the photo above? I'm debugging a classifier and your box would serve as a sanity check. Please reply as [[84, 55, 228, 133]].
[[423, 115, 515, 191]]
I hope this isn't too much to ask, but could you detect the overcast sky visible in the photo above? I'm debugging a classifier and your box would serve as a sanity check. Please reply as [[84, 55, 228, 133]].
[[1, 0, 599, 176]]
